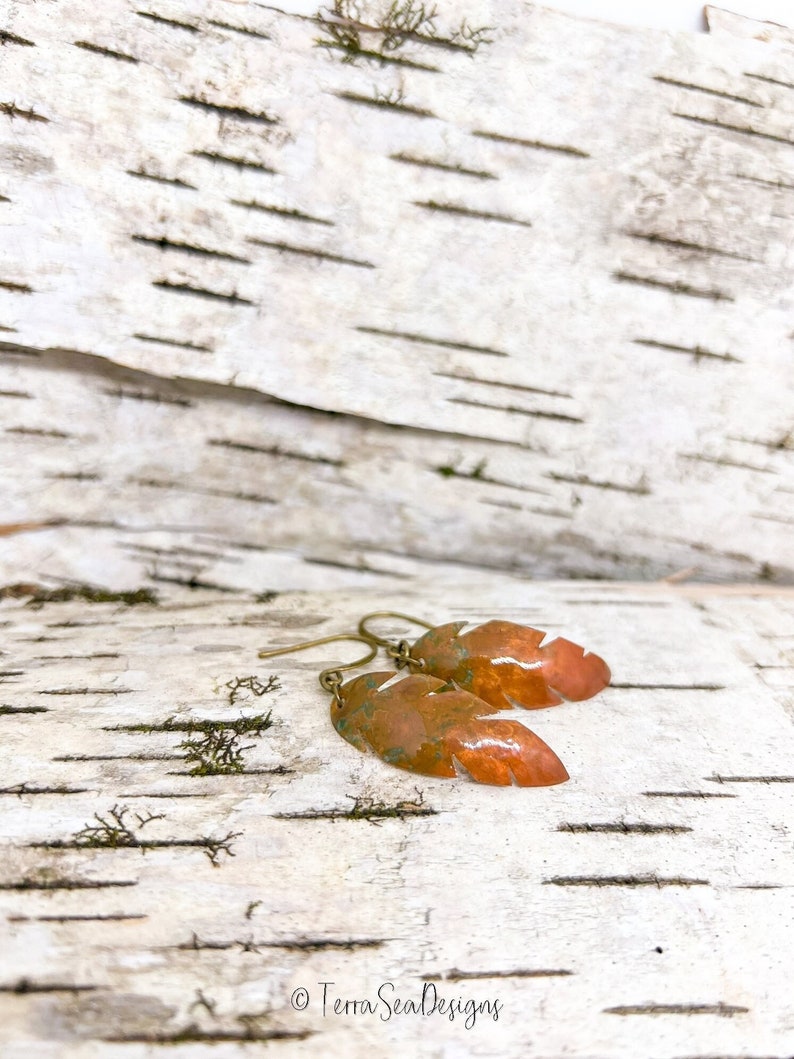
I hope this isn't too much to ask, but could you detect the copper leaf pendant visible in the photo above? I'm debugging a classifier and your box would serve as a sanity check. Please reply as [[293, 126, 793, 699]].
[[408, 620, 610, 711], [332, 671, 569, 787]]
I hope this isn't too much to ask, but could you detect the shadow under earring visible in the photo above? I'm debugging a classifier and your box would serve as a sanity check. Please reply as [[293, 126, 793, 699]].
[[258, 633, 568, 787], [358, 611, 611, 712]]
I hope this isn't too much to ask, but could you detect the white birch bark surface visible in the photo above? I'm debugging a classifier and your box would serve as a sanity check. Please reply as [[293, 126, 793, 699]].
[[0, 1, 793, 589], [1, 580, 793, 1056], [2, 2, 794, 1055]]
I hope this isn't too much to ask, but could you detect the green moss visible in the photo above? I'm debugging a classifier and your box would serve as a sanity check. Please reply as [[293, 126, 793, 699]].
[[344, 792, 435, 822], [106, 712, 273, 736], [436, 458, 487, 480], [315, 0, 491, 65], [72, 805, 164, 849], [225, 675, 280, 704], [254, 591, 279, 603], [179, 730, 253, 776]]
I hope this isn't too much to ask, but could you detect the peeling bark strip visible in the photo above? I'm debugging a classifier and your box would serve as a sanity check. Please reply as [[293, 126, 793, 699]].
[[449, 397, 582, 423], [545, 875, 709, 887], [652, 74, 763, 106], [334, 90, 435, 118], [389, 153, 497, 179], [229, 200, 334, 225], [356, 326, 509, 356], [547, 474, 650, 495], [434, 462, 551, 494], [0, 583, 157, 604], [557, 822, 693, 834], [247, 238, 375, 268], [0, 783, 89, 795], [100, 1029, 314, 1044], [737, 171, 794, 192], [0, 103, 48, 123], [131, 236, 251, 264], [208, 437, 344, 466], [317, 39, 440, 71], [191, 150, 276, 172], [135, 10, 198, 32], [29, 835, 239, 865], [472, 129, 590, 157], [626, 230, 760, 262], [707, 774, 794, 783], [9, 913, 146, 922], [0, 979, 98, 993], [207, 19, 271, 41], [604, 1002, 749, 1016], [132, 332, 210, 351], [744, 71, 794, 90], [104, 715, 274, 735], [273, 793, 435, 822], [0, 29, 35, 46], [40, 686, 134, 695], [413, 201, 533, 227], [607, 682, 723, 689], [151, 280, 255, 305], [680, 452, 774, 474], [434, 371, 571, 399], [74, 40, 139, 63], [633, 337, 741, 363], [53, 753, 183, 761], [424, 968, 573, 981], [0, 878, 137, 890], [0, 279, 33, 293], [125, 169, 196, 189], [130, 477, 276, 504], [177, 933, 385, 952], [613, 271, 733, 301], [103, 387, 192, 407], [177, 96, 278, 126], [674, 110, 794, 147]]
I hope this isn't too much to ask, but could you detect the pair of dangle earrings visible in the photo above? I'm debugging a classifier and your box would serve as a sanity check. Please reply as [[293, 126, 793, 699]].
[[259, 613, 610, 788]]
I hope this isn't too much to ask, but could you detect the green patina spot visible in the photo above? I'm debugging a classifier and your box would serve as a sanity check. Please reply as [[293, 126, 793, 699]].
[[383, 746, 408, 764], [458, 665, 475, 686]]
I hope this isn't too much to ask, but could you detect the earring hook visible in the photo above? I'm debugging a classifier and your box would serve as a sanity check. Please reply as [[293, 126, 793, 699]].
[[258, 633, 378, 702], [357, 611, 434, 646], [357, 611, 434, 671]]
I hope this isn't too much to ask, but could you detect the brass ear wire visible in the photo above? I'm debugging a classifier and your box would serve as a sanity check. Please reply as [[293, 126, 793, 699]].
[[258, 634, 378, 704], [357, 611, 434, 671]]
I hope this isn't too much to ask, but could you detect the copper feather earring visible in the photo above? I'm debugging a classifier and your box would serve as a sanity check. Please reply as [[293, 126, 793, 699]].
[[357, 612, 611, 712], [257, 633, 569, 787]]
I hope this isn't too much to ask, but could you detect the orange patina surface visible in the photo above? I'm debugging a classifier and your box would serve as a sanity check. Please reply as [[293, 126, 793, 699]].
[[409, 620, 611, 711], [331, 671, 568, 787]]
